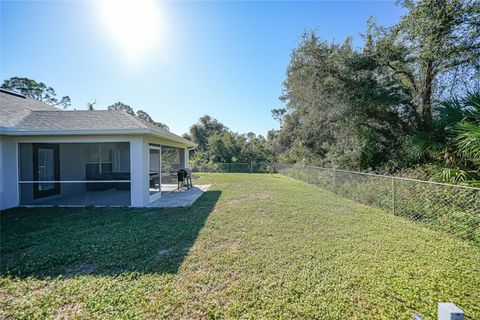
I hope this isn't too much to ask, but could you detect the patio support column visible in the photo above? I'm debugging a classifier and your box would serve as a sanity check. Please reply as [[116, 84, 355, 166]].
[[184, 148, 189, 168], [130, 137, 148, 207]]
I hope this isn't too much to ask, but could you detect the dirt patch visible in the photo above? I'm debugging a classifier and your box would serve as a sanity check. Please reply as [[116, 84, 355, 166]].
[[255, 192, 271, 200], [228, 192, 271, 205], [258, 208, 274, 218], [55, 303, 83, 320], [64, 263, 96, 277], [225, 194, 250, 205], [225, 240, 241, 253]]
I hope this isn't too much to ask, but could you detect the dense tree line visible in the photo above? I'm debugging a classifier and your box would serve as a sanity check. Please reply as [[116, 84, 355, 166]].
[[184, 115, 274, 167], [267, 0, 480, 185]]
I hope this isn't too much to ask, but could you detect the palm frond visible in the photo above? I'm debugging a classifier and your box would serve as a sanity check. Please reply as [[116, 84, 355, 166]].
[[455, 121, 480, 165], [431, 167, 479, 186], [405, 131, 447, 161], [435, 97, 466, 128]]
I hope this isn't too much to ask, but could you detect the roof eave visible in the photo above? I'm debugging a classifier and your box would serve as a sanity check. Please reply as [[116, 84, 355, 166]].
[[149, 130, 197, 148], [0, 127, 197, 147]]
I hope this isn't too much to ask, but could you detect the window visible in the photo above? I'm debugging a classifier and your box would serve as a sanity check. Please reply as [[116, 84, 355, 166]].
[[85, 144, 114, 177]]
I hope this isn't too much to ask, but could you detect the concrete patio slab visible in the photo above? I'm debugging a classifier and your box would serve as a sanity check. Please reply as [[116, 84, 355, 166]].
[[147, 184, 211, 208]]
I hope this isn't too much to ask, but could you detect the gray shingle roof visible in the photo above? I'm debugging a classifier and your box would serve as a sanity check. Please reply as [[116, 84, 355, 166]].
[[0, 89, 60, 127], [18, 110, 146, 131], [0, 89, 195, 147]]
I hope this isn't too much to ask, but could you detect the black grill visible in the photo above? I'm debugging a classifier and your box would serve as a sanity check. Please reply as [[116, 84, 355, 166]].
[[177, 168, 192, 190]]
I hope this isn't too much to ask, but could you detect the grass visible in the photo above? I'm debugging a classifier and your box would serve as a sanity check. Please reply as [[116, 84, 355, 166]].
[[1, 173, 479, 319]]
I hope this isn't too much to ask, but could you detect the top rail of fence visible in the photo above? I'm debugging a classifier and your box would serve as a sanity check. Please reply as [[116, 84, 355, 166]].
[[298, 164, 480, 191]]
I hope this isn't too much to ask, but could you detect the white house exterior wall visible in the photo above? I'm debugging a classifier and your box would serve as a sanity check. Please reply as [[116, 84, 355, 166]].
[[1, 135, 139, 209], [0, 136, 19, 210], [0, 134, 192, 209]]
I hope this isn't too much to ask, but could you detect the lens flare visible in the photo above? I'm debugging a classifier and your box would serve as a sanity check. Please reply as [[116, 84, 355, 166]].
[[97, 0, 162, 63]]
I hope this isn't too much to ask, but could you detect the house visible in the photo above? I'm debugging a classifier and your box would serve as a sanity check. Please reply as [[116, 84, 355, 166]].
[[0, 88, 196, 210]]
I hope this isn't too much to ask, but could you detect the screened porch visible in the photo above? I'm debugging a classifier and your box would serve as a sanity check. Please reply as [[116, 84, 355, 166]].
[[18, 142, 132, 206], [18, 141, 188, 207]]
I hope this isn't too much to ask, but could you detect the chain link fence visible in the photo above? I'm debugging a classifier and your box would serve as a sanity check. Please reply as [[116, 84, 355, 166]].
[[191, 162, 276, 174], [192, 163, 480, 243]]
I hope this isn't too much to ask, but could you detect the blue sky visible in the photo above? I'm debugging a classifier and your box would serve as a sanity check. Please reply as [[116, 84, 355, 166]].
[[1, 1, 404, 136]]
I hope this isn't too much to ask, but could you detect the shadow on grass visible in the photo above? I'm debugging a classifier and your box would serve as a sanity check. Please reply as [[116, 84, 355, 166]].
[[0, 190, 221, 279]]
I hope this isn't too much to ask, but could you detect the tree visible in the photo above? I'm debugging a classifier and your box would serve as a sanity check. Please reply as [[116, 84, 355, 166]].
[[271, 108, 286, 126], [187, 115, 275, 168], [246, 132, 256, 141], [136, 110, 169, 130], [188, 115, 229, 152], [206, 132, 243, 163], [272, 0, 480, 171], [372, 0, 480, 129], [1, 77, 71, 109], [136, 110, 153, 122], [107, 102, 135, 115], [276, 32, 409, 169], [407, 91, 480, 185], [86, 100, 96, 110], [107, 103, 169, 130], [241, 133, 272, 163]]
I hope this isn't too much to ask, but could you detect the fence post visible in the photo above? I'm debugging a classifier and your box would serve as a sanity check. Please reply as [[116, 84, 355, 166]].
[[250, 163, 253, 173], [392, 176, 396, 215], [332, 169, 336, 192], [226, 163, 229, 173]]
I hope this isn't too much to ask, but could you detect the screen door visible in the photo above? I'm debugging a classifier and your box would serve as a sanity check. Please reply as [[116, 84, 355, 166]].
[[33, 143, 60, 199]]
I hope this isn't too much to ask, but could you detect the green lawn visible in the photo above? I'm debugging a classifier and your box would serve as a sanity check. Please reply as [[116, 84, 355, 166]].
[[1, 174, 479, 319]]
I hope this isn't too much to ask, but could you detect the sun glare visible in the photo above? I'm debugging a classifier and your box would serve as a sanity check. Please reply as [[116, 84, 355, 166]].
[[97, 0, 162, 63]]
